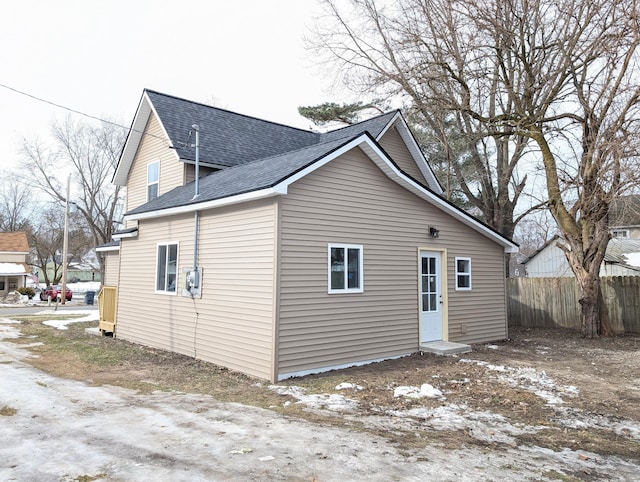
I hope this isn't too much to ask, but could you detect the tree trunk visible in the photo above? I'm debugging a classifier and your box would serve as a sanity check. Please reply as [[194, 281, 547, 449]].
[[575, 271, 601, 337]]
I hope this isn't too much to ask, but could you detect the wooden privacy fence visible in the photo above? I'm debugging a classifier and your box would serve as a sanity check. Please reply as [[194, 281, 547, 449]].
[[98, 286, 118, 335], [508, 276, 640, 334]]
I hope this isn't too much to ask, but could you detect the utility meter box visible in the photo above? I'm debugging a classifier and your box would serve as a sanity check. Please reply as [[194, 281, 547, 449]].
[[182, 267, 202, 298]]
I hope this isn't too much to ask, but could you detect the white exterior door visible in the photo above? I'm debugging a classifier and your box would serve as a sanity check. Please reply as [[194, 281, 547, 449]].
[[420, 251, 443, 342]]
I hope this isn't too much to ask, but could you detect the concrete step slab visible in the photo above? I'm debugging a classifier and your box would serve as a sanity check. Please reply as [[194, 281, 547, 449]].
[[420, 341, 472, 355]]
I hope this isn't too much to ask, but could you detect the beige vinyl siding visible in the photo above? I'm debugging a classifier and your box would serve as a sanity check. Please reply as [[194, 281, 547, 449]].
[[0, 253, 27, 263], [102, 251, 120, 286], [184, 163, 219, 184], [116, 198, 277, 380], [378, 126, 428, 184], [277, 148, 506, 377], [446, 239, 507, 344], [125, 113, 183, 213]]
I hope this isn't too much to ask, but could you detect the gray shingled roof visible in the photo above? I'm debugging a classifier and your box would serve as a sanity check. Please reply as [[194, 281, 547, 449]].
[[147, 90, 397, 168], [126, 135, 360, 215], [126, 91, 400, 215]]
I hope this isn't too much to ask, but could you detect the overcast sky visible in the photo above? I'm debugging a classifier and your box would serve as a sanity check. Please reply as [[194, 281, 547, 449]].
[[0, 1, 337, 170]]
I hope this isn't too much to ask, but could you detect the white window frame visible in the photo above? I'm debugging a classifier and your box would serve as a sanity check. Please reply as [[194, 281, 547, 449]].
[[147, 161, 159, 202], [328, 243, 364, 294], [611, 229, 629, 238], [455, 257, 472, 291], [155, 242, 178, 294]]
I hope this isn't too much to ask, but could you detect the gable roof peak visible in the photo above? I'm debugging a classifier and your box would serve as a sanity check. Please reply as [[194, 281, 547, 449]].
[[0, 231, 29, 253]]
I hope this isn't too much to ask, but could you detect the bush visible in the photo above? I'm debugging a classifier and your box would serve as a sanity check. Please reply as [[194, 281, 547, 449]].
[[17, 287, 35, 299]]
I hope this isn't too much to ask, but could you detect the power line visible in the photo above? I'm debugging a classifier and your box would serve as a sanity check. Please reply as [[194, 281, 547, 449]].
[[0, 82, 130, 130], [0, 82, 175, 145]]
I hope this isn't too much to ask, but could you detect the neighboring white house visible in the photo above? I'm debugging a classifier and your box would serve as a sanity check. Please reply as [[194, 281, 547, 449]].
[[524, 235, 640, 277], [0, 231, 30, 297], [609, 195, 640, 240]]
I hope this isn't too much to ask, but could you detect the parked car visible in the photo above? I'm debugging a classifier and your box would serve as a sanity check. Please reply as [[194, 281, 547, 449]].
[[39, 285, 73, 302]]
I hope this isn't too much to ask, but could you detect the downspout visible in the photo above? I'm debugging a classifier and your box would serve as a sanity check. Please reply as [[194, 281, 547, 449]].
[[192, 123, 200, 281], [190, 124, 200, 359]]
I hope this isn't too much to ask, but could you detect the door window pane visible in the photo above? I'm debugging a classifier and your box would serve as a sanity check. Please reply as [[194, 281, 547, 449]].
[[421, 255, 439, 312]]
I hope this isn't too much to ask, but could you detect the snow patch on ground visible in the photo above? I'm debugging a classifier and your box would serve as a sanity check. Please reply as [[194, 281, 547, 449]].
[[269, 385, 360, 412], [0, 320, 22, 340], [553, 407, 640, 441], [460, 358, 579, 406], [335, 382, 363, 391], [383, 402, 535, 445], [393, 383, 444, 399], [38, 310, 99, 330]]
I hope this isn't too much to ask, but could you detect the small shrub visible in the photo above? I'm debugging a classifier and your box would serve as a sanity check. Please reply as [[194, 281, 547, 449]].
[[17, 287, 35, 299]]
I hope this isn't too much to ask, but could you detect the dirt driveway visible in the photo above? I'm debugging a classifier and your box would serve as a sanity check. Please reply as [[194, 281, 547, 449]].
[[1, 314, 639, 481]]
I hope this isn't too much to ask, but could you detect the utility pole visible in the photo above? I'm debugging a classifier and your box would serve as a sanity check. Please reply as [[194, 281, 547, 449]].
[[60, 174, 70, 305]]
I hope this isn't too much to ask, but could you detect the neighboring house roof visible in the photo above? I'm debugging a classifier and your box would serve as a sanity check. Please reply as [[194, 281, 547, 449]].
[[604, 238, 640, 270], [116, 90, 517, 253], [524, 236, 640, 273], [0, 231, 29, 254], [610, 195, 640, 228], [522, 235, 562, 265], [0, 262, 28, 276]]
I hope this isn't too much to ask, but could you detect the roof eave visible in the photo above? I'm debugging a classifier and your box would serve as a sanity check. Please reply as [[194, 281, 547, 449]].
[[112, 90, 178, 186], [355, 139, 517, 253], [379, 113, 444, 195], [123, 133, 516, 253], [123, 187, 285, 222]]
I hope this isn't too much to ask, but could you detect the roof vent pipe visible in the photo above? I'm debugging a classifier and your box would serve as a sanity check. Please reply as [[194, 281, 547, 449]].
[[192, 124, 200, 199]]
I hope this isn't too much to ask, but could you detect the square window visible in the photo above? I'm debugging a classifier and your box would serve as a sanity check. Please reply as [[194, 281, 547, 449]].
[[156, 242, 178, 293], [328, 244, 363, 293], [455, 257, 472, 291]]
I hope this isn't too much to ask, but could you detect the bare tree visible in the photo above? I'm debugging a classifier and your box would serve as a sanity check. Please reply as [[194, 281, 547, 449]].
[[21, 116, 126, 281], [311, 0, 640, 336], [26, 203, 95, 286], [27, 205, 63, 286], [309, 0, 535, 241], [0, 172, 33, 232]]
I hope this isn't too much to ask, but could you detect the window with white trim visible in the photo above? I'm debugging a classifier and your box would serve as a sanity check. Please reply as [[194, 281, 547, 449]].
[[156, 242, 178, 293], [328, 244, 363, 293], [147, 161, 159, 201], [455, 257, 472, 290], [611, 229, 629, 238]]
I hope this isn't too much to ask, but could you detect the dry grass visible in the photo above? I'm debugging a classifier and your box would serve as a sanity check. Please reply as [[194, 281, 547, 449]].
[[0, 405, 17, 416], [4, 315, 640, 461]]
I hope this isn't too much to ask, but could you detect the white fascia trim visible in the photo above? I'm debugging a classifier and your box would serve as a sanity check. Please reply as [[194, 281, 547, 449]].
[[124, 187, 283, 222], [376, 111, 402, 138], [358, 139, 519, 253], [113, 92, 178, 186], [95, 245, 120, 252], [0, 251, 29, 255], [112, 230, 138, 240], [391, 116, 444, 194]]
